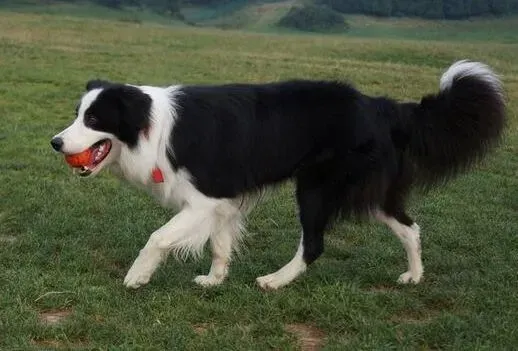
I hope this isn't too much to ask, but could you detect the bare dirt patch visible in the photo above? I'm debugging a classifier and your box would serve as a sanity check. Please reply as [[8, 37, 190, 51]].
[[38, 308, 73, 326], [285, 323, 326, 351], [192, 323, 212, 335]]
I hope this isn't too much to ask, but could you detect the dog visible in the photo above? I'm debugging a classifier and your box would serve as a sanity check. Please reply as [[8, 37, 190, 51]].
[[51, 60, 505, 290]]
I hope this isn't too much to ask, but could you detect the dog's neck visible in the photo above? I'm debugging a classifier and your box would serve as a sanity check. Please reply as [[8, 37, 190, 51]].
[[112, 86, 179, 204]]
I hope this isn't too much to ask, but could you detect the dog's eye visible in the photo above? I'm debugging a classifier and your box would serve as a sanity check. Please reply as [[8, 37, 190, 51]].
[[85, 114, 97, 125]]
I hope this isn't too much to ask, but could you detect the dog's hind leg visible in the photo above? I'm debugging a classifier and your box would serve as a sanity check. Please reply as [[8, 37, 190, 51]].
[[375, 210, 423, 284], [194, 209, 243, 287], [256, 234, 307, 290], [123, 205, 218, 289], [256, 179, 329, 290]]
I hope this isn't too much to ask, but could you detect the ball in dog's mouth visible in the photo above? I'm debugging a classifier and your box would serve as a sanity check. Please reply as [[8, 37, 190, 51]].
[[64, 139, 112, 176]]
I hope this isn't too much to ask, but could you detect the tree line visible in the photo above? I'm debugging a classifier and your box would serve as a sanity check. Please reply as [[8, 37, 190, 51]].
[[91, 0, 181, 17], [318, 0, 518, 19], [64, 0, 518, 19]]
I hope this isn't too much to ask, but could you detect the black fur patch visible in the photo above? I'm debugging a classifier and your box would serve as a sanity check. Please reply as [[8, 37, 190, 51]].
[[170, 81, 396, 220], [169, 75, 505, 224], [83, 83, 152, 148]]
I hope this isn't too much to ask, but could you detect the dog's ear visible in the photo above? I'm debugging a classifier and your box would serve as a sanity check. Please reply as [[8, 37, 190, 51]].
[[115, 85, 152, 132], [85, 79, 113, 91], [98, 85, 152, 148]]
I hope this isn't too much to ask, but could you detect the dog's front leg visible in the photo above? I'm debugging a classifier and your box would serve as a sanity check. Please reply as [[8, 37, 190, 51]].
[[124, 207, 214, 289], [193, 212, 242, 287]]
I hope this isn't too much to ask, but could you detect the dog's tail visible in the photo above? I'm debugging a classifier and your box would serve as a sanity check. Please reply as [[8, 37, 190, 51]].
[[403, 60, 506, 188]]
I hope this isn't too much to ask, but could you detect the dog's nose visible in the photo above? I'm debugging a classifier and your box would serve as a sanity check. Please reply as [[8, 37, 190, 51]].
[[50, 137, 64, 152]]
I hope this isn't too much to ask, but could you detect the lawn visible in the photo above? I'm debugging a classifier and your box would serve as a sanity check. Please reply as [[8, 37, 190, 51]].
[[0, 11, 517, 350]]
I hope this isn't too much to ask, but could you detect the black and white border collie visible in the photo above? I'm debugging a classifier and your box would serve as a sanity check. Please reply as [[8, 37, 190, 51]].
[[51, 60, 505, 290]]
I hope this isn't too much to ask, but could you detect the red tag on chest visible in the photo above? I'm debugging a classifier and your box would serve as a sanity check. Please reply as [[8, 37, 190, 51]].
[[152, 167, 164, 183]]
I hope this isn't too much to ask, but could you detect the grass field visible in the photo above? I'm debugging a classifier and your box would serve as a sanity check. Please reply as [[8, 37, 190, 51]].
[[1, 10, 518, 350], [0, 1, 185, 26]]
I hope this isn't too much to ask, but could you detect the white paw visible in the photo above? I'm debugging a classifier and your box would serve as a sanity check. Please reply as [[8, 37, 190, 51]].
[[193, 275, 225, 287], [256, 260, 306, 290], [256, 273, 285, 291], [123, 267, 152, 289], [123, 248, 163, 289], [397, 270, 422, 284]]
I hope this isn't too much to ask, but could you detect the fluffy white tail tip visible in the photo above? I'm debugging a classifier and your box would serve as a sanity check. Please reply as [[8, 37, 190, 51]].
[[439, 60, 502, 92]]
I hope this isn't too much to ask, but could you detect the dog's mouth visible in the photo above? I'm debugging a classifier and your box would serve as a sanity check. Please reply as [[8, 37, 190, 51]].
[[66, 139, 112, 177]]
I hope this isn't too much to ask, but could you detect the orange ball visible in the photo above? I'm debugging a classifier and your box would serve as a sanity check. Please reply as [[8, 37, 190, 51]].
[[65, 149, 92, 167]]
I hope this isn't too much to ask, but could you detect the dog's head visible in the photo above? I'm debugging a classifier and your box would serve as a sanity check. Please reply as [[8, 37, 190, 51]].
[[51, 80, 152, 177]]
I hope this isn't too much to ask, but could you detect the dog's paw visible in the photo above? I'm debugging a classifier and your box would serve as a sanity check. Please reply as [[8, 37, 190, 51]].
[[124, 266, 152, 289], [123, 249, 163, 289], [193, 275, 225, 287], [397, 270, 422, 284], [256, 273, 285, 291]]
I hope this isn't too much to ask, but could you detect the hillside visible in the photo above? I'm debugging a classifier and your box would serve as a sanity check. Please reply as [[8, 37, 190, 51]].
[[181, 0, 296, 30], [1, 0, 518, 42], [180, 1, 518, 42]]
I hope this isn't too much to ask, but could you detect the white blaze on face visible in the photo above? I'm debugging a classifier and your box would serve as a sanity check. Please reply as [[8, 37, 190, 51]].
[[52, 89, 114, 154]]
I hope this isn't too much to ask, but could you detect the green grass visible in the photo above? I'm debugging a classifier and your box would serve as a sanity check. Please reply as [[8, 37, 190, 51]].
[[346, 15, 518, 43], [0, 1, 184, 26], [1, 11, 518, 350]]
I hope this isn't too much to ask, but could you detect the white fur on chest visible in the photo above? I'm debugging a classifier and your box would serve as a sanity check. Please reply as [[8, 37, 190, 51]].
[[109, 85, 191, 209]]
